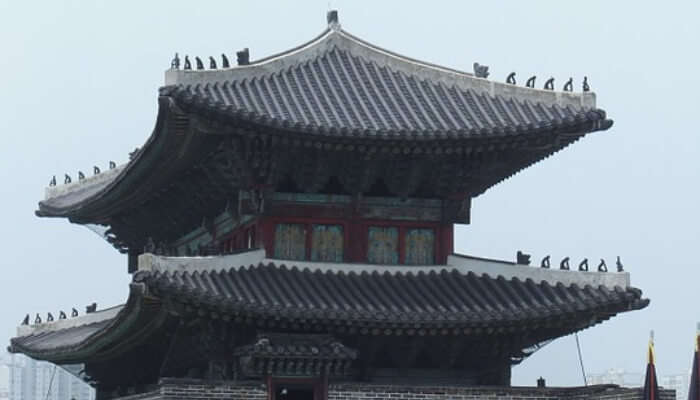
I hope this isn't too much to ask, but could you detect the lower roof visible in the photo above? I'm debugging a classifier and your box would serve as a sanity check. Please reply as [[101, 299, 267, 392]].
[[9, 251, 647, 362], [141, 261, 645, 330]]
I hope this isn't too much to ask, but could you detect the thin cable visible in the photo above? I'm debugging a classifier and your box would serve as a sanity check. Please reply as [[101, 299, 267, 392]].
[[575, 332, 588, 386], [44, 365, 57, 400]]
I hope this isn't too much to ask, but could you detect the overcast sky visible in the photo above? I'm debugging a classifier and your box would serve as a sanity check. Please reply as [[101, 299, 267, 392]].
[[1, 0, 699, 387]]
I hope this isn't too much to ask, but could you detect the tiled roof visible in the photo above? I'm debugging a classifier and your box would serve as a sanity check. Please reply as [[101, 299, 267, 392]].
[[234, 333, 356, 377], [137, 261, 647, 331], [234, 333, 356, 360], [164, 29, 612, 140], [9, 255, 647, 362], [9, 319, 112, 353], [8, 284, 163, 362]]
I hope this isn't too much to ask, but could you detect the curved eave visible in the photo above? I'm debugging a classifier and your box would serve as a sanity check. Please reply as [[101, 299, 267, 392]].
[[137, 262, 648, 334], [8, 283, 165, 363], [36, 25, 614, 220], [166, 84, 613, 141], [36, 96, 194, 221], [35, 89, 612, 222]]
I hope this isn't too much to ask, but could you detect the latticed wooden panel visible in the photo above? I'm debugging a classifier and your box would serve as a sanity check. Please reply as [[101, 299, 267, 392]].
[[274, 223, 306, 260], [367, 227, 398, 264], [311, 224, 344, 262], [404, 228, 435, 265]]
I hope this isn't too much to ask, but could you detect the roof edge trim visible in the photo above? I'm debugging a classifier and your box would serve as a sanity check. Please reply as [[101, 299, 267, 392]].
[[16, 305, 123, 337], [135, 250, 629, 289], [448, 253, 630, 288]]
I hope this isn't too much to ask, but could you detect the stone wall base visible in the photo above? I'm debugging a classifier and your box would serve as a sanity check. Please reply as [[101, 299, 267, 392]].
[[107, 379, 675, 400]]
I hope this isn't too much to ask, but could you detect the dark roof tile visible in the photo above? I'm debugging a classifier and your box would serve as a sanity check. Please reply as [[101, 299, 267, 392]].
[[164, 30, 611, 140], [136, 262, 646, 329]]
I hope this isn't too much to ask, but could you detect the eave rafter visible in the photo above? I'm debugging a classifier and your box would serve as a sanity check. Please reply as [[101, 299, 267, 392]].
[[40, 91, 599, 255]]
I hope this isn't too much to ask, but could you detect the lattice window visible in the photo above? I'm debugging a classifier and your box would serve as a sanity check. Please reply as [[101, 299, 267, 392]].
[[311, 224, 344, 262], [274, 223, 306, 260], [404, 228, 435, 265], [367, 226, 398, 264]]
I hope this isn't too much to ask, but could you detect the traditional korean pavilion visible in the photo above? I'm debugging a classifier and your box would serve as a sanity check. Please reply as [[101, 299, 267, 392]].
[[10, 11, 651, 400]]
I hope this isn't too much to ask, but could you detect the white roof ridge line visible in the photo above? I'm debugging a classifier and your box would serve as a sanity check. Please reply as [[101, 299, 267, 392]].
[[138, 251, 629, 289], [337, 29, 473, 78], [16, 305, 124, 337]]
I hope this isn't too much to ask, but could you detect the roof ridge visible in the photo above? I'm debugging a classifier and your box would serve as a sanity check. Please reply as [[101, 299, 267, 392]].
[[164, 28, 597, 107], [135, 252, 629, 290], [15, 304, 123, 337]]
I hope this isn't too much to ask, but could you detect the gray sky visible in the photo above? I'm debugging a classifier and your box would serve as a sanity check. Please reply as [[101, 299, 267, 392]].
[[1, 0, 698, 387]]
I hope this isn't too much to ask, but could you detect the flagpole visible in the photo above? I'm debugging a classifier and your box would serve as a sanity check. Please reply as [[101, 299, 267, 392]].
[[643, 329, 658, 400], [690, 323, 700, 400]]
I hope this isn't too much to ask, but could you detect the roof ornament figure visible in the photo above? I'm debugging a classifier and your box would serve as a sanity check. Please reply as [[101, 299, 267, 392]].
[[583, 76, 590, 92], [64, 174, 72, 184], [473, 62, 490, 79], [93, 166, 100, 175], [129, 147, 140, 160], [540, 255, 551, 269], [47, 312, 54, 322], [184, 55, 192, 70], [563, 77, 573, 92], [209, 56, 217, 69], [59, 311, 67, 320], [516, 250, 531, 265], [71, 308, 79, 317], [195, 57, 204, 70], [616, 256, 624, 272], [526, 76, 536, 88], [109, 161, 116, 169], [49, 175, 56, 186], [237, 48, 250, 66], [85, 303, 97, 314], [144, 237, 156, 253], [327, 10, 340, 29], [221, 53, 230, 68], [578, 258, 589, 271], [78, 171, 85, 181], [544, 77, 555, 90], [21, 314, 29, 325], [170, 53, 180, 70], [34, 314, 41, 324], [506, 72, 516, 85], [560, 257, 570, 270], [598, 259, 608, 272]]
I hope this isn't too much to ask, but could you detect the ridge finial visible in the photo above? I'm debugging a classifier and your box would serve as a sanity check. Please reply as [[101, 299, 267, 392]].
[[327, 10, 339, 28], [473, 62, 490, 79], [237, 48, 250, 66]]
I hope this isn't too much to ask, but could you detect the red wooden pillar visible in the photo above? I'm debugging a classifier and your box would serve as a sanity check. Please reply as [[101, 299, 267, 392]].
[[398, 226, 406, 264], [259, 216, 275, 257], [438, 223, 454, 264]]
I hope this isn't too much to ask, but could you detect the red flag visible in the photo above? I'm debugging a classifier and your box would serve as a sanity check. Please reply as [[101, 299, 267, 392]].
[[688, 326, 700, 400], [643, 332, 659, 400]]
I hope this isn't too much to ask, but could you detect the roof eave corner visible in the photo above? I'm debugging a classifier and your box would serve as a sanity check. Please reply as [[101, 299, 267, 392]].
[[164, 68, 182, 86], [581, 91, 597, 109]]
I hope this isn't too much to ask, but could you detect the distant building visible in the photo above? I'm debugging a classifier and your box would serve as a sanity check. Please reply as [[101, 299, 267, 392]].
[[0, 363, 9, 400], [661, 373, 690, 400], [6, 354, 93, 400], [588, 369, 689, 400], [588, 368, 644, 387]]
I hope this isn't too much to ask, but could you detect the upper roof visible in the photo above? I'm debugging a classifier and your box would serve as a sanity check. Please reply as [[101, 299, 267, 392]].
[[35, 11, 613, 247], [163, 19, 611, 140]]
